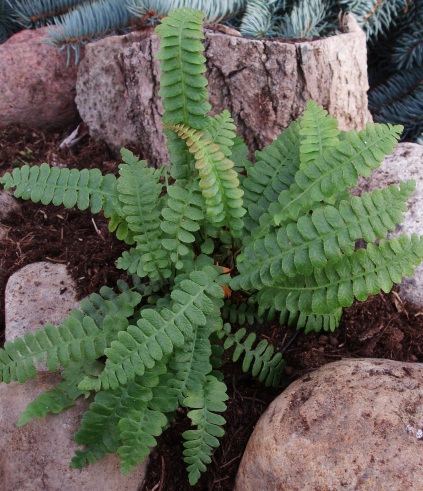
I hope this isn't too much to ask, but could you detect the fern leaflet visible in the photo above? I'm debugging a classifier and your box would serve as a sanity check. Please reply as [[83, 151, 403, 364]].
[[0, 163, 118, 217], [219, 323, 285, 387], [236, 181, 416, 290], [183, 374, 228, 485]]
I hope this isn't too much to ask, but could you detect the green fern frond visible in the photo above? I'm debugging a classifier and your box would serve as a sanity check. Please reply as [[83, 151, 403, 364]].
[[220, 323, 284, 387], [271, 122, 403, 225], [17, 360, 103, 427], [299, 100, 340, 169], [160, 180, 205, 270], [0, 163, 118, 217], [235, 180, 416, 291], [0, 315, 130, 384], [0, 285, 141, 384], [85, 267, 224, 391], [241, 119, 301, 235], [168, 123, 246, 237], [155, 8, 211, 131], [74, 281, 142, 325], [221, 297, 262, 325], [183, 374, 228, 485], [119, 407, 168, 474], [167, 315, 219, 405], [155, 7, 211, 180], [116, 149, 171, 281], [72, 361, 167, 469], [258, 234, 423, 316]]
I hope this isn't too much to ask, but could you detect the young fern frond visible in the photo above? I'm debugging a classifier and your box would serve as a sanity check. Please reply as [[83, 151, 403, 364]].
[[82, 267, 224, 391], [258, 234, 423, 316], [271, 122, 403, 225], [0, 163, 118, 217], [236, 181, 416, 291], [183, 374, 228, 486], [219, 323, 285, 387], [160, 180, 205, 270], [168, 123, 246, 237], [155, 7, 211, 179]]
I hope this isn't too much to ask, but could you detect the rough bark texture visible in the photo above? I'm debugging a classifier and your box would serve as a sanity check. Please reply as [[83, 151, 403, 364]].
[[76, 16, 372, 166], [0, 27, 82, 130]]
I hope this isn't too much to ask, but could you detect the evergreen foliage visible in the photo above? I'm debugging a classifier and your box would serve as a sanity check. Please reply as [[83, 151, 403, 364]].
[[1, 7, 422, 486]]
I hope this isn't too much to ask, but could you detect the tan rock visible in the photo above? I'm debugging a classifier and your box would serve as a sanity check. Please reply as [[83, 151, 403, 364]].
[[5, 262, 80, 348], [0, 372, 147, 491], [0, 190, 20, 220], [235, 359, 423, 491], [356, 143, 423, 306], [0, 27, 81, 130]]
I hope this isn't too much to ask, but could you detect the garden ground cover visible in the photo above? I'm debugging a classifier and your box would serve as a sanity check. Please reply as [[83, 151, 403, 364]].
[[1, 124, 422, 490]]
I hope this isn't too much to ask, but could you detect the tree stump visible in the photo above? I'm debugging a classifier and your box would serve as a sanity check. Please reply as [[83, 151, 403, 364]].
[[76, 15, 371, 166]]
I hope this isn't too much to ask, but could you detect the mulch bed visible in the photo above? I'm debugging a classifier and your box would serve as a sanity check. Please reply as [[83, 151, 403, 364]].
[[1, 125, 423, 490]]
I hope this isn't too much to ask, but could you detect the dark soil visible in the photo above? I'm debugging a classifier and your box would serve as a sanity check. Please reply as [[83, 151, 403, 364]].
[[1, 125, 423, 491]]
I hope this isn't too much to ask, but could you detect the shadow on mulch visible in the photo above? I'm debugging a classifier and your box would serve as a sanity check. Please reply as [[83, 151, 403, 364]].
[[1, 125, 422, 491]]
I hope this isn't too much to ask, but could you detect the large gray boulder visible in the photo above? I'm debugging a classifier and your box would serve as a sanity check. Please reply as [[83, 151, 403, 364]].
[[235, 358, 423, 491], [0, 27, 81, 130], [76, 16, 371, 165]]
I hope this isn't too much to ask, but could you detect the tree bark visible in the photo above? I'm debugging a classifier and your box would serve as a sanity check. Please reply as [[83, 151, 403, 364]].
[[76, 15, 371, 166]]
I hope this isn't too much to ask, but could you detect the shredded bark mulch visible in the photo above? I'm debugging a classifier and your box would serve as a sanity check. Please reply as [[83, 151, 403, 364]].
[[1, 125, 422, 491]]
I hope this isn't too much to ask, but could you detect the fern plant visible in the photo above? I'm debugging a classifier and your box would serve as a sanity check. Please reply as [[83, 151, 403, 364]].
[[1, 7, 422, 486]]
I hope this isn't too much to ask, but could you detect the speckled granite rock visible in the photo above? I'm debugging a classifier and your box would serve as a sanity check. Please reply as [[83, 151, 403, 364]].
[[356, 142, 423, 306], [5, 262, 80, 346], [0, 27, 81, 129], [235, 358, 423, 491]]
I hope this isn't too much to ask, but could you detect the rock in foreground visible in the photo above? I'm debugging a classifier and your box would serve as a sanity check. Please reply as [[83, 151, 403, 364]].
[[235, 358, 423, 491]]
